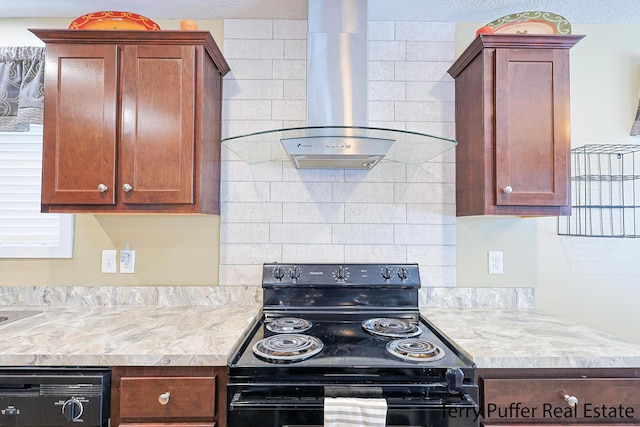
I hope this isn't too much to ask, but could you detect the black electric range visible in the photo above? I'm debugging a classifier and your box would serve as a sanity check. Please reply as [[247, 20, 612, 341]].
[[227, 263, 479, 427]]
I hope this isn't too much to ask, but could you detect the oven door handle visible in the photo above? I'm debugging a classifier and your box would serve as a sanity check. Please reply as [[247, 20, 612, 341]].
[[230, 392, 477, 410]]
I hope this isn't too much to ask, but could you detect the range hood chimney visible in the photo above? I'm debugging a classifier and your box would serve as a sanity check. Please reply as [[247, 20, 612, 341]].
[[222, 0, 456, 170]]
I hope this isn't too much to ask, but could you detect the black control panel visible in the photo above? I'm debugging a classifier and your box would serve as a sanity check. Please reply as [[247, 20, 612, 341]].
[[262, 263, 420, 287]]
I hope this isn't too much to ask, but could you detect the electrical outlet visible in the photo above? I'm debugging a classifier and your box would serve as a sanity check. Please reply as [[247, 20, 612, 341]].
[[101, 250, 117, 273], [120, 250, 135, 274], [488, 251, 504, 274]]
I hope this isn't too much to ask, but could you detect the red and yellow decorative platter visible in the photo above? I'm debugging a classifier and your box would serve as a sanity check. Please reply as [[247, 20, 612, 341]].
[[487, 11, 571, 35], [69, 11, 161, 30]]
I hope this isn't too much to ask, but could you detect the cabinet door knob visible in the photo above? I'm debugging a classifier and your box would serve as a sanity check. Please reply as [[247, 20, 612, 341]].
[[502, 185, 513, 194], [158, 392, 170, 405], [97, 184, 108, 193], [563, 393, 578, 407], [122, 183, 133, 192]]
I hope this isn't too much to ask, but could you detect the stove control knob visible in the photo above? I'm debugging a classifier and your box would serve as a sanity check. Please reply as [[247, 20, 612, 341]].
[[289, 266, 301, 280], [381, 267, 392, 280], [397, 267, 408, 281], [272, 267, 285, 281], [62, 397, 84, 421], [446, 368, 464, 394], [336, 266, 345, 280]]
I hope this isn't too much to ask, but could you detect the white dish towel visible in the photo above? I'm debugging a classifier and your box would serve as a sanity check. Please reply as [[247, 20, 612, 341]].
[[324, 397, 388, 427]]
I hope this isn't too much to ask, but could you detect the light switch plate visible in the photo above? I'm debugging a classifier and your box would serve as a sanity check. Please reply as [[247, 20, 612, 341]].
[[101, 250, 117, 273], [120, 250, 135, 274]]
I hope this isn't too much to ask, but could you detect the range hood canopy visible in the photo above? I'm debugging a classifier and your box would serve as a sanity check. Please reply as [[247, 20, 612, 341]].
[[221, 0, 457, 169], [222, 126, 457, 169]]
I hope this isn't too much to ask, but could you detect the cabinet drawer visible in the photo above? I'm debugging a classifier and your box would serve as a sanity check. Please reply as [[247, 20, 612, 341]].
[[483, 378, 640, 423], [120, 376, 216, 419]]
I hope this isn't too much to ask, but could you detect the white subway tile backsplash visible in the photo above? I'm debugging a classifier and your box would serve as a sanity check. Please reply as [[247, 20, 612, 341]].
[[405, 81, 454, 102], [284, 39, 307, 59], [222, 119, 285, 140], [224, 59, 273, 80], [221, 158, 283, 182], [220, 18, 459, 286], [394, 224, 456, 245], [221, 182, 271, 203], [224, 39, 284, 60], [270, 223, 332, 244], [395, 182, 455, 204], [223, 99, 272, 120], [273, 20, 307, 40], [273, 59, 306, 79], [369, 41, 406, 61], [220, 243, 282, 264], [395, 61, 452, 82], [406, 204, 456, 225], [282, 203, 345, 224], [224, 19, 273, 39], [332, 183, 395, 203], [406, 41, 456, 62], [419, 265, 456, 287], [344, 244, 407, 262], [219, 264, 264, 286], [406, 244, 456, 266], [282, 167, 345, 183], [220, 223, 270, 244], [225, 79, 284, 100], [272, 99, 306, 120], [395, 21, 455, 42], [369, 61, 395, 81], [368, 21, 395, 41], [332, 224, 394, 244], [395, 101, 455, 122], [344, 203, 406, 224], [344, 162, 406, 183], [281, 245, 345, 262], [222, 202, 283, 223], [369, 81, 406, 101], [283, 80, 306, 100], [369, 101, 395, 121], [271, 182, 333, 203]]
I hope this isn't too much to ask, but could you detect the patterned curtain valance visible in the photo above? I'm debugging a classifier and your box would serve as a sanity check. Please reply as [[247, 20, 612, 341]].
[[0, 46, 45, 132]]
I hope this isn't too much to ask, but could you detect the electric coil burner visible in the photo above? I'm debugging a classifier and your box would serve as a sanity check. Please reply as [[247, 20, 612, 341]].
[[227, 263, 479, 427], [362, 317, 423, 338], [252, 333, 323, 363]]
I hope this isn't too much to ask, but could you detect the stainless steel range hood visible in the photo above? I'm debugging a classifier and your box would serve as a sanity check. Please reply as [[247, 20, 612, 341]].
[[221, 0, 457, 170]]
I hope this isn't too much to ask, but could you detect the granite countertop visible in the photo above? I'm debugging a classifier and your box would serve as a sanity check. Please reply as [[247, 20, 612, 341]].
[[422, 307, 640, 369], [0, 285, 639, 369], [0, 305, 261, 366]]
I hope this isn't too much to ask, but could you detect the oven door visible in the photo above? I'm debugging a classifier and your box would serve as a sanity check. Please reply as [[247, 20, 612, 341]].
[[228, 383, 479, 427]]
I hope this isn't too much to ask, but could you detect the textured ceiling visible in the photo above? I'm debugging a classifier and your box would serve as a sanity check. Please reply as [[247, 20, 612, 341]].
[[3, 0, 640, 24]]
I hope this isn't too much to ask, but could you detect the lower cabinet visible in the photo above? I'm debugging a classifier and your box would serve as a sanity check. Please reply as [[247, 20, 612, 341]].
[[478, 368, 640, 426], [112, 366, 227, 427]]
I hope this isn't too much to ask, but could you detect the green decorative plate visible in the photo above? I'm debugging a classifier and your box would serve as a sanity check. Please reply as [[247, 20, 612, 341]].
[[487, 11, 572, 35]]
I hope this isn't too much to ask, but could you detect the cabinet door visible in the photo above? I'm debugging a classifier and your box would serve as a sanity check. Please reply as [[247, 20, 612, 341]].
[[120, 45, 195, 205], [41, 44, 118, 205], [494, 48, 570, 207]]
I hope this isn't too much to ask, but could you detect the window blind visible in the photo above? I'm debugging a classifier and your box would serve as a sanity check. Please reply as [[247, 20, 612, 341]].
[[0, 124, 74, 258]]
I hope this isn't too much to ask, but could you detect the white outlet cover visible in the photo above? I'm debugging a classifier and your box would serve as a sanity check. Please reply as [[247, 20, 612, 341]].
[[120, 250, 135, 274], [101, 250, 117, 273]]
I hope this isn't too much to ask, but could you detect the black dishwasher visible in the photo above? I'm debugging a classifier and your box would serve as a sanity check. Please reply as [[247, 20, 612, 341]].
[[0, 368, 110, 427]]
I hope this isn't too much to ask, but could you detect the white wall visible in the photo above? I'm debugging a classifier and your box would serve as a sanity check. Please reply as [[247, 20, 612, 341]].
[[219, 18, 458, 287], [455, 23, 640, 344]]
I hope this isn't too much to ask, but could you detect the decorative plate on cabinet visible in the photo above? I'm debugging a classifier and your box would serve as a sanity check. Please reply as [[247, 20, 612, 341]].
[[487, 11, 571, 35], [69, 11, 161, 30]]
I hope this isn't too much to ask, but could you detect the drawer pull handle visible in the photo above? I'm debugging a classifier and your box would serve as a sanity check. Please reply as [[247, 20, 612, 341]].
[[158, 392, 171, 405], [563, 394, 578, 407]]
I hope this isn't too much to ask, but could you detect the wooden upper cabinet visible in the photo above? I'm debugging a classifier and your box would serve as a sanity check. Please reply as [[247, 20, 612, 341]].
[[447, 34, 583, 216], [31, 29, 230, 214]]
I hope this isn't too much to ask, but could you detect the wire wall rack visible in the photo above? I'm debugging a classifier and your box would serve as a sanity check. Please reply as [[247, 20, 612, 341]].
[[558, 144, 640, 238]]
